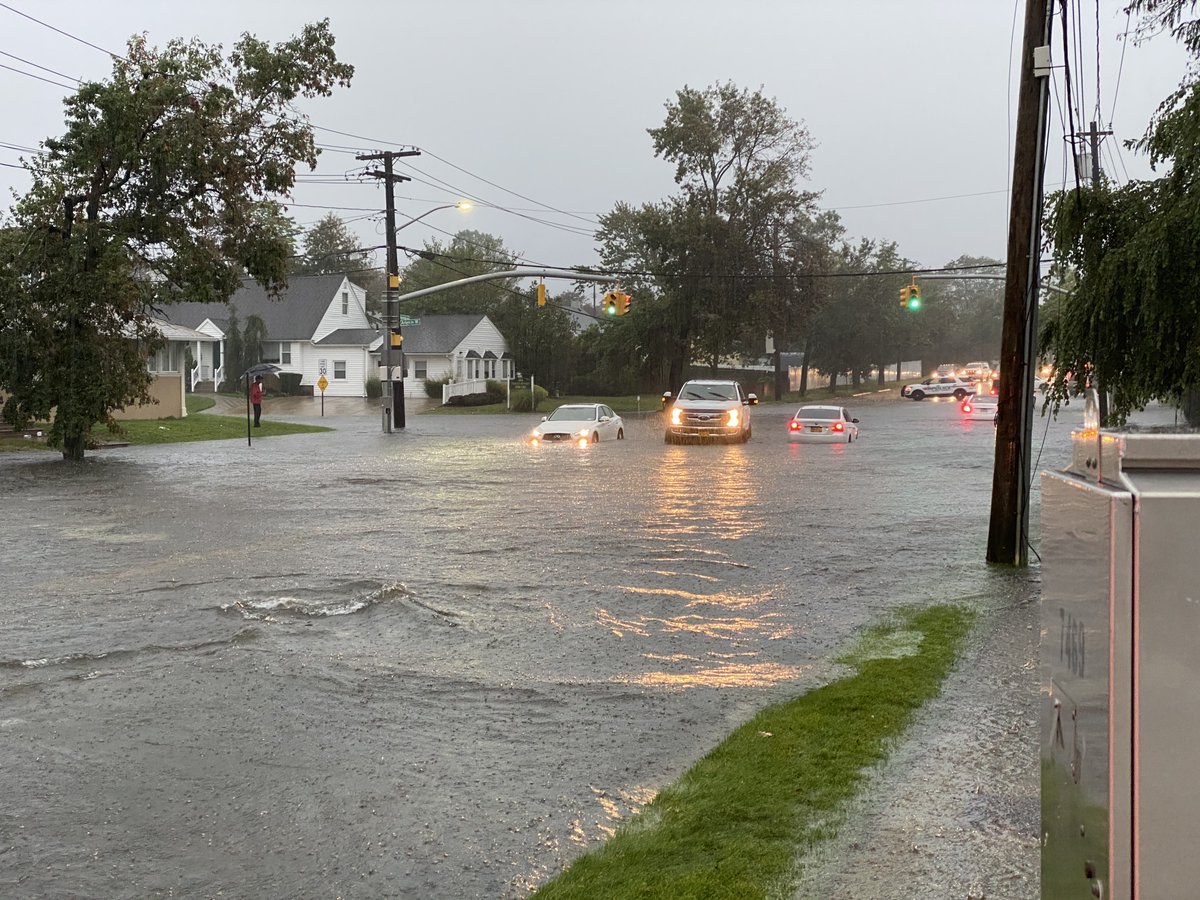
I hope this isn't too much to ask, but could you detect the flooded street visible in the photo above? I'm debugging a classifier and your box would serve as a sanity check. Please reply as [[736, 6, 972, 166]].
[[0, 395, 1172, 898]]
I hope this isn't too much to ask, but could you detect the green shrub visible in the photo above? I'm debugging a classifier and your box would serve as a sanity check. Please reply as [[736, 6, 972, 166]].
[[509, 385, 549, 412], [279, 373, 304, 396], [485, 379, 508, 403], [424, 375, 451, 399], [365, 376, 382, 399], [445, 392, 494, 407]]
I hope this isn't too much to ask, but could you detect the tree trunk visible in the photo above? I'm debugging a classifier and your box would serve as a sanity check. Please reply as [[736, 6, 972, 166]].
[[62, 433, 86, 461], [773, 347, 788, 401]]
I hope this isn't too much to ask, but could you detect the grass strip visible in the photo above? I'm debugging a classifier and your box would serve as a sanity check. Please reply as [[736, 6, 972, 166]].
[[532, 603, 975, 900], [112, 415, 332, 445]]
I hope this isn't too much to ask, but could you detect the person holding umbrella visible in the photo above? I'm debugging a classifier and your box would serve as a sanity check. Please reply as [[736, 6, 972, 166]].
[[250, 375, 265, 427]]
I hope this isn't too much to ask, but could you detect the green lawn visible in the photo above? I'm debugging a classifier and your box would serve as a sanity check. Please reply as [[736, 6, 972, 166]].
[[109, 415, 331, 445], [429, 385, 900, 416], [532, 604, 975, 900]]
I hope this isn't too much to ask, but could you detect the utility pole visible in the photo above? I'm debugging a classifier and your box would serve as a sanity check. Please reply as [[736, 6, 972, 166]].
[[987, 0, 1053, 566], [357, 148, 420, 432], [1088, 120, 1113, 425]]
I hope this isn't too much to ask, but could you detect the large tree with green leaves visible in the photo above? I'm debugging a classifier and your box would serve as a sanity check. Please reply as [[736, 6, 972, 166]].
[[292, 212, 370, 277], [597, 82, 822, 394], [398, 230, 520, 316], [0, 22, 352, 458], [1041, 0, 1200, 422]]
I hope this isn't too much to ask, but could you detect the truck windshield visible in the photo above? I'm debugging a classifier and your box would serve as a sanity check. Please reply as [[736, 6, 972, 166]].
[[681, 384, 736, 401]]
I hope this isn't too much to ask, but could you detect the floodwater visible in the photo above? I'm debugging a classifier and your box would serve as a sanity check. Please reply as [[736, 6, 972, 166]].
[[0, 394, 1178, 898]]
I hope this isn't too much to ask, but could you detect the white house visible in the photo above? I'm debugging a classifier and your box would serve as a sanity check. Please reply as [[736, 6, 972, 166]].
[[390, 314, 514, 399], [163, 274, 377, 397], [160, 275, 515, 400]]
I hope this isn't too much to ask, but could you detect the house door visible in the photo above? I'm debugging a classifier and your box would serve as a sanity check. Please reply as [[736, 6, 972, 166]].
[[212, 342, 221, 368]]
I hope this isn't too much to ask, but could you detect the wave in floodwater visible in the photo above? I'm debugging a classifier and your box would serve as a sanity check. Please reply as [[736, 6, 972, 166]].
[[0, 627, 261, 672], [219, 580, 415, 621]]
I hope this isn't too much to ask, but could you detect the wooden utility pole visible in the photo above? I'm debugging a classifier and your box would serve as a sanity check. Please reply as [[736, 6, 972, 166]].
[[987, 0, 1054, 565], [357, 148, 420, 432]]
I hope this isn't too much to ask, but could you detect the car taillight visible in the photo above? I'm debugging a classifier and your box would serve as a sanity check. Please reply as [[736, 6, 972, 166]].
[[962, 402, 973, 413], [789, 420, 800, 430], [832, 422, 844, 432]]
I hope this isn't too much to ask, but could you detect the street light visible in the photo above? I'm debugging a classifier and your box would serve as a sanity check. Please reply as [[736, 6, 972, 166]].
[[396, 200, 471, 233], [383, 200, 471, 432]]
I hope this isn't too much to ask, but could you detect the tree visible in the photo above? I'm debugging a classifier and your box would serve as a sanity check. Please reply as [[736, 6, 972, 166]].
[[0, 22, 353, 458], [399, 230, 521, 316], [292, 213, 370, 277], [597, 82, 821, 394], [1041, 2, 1200, 423], [805, 240, 912, 389]]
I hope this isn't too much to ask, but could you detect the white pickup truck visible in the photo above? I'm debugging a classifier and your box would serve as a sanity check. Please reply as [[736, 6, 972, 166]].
[[662, 379, 758, 444]]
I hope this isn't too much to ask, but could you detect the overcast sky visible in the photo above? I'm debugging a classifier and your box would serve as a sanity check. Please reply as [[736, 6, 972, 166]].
[[1, 1, 1193, 279]]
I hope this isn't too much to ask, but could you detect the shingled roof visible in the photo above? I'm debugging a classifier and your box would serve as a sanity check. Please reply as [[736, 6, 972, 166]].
[[399, 315, 487, 354], [160, 274, 351, 340]]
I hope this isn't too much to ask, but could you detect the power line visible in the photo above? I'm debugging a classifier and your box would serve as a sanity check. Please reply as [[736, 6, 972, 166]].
[[0, 2, 123, 59], [0, 49, 81, 84], [0, 60, 75, 90]]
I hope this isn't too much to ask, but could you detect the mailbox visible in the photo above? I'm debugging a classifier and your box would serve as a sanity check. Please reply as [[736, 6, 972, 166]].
[[1041, 402, 1200, 899]]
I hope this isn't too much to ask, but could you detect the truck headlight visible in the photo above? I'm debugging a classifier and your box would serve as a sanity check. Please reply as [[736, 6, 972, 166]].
[[670, 407, 682, 426], [726, 409, 740, 428]]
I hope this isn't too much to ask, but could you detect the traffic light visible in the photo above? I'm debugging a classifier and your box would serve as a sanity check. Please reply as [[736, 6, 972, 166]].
[[907, 283, 922, 310], [899, 286, 911, 306], [602, 291, 631, 316], [537, 282, 546, 307], [390, 328, 403, 348]]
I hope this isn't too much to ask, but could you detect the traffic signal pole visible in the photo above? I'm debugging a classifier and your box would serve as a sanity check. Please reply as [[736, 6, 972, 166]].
[[987, 0, 1053, 565], [357, 148, 420, 432]]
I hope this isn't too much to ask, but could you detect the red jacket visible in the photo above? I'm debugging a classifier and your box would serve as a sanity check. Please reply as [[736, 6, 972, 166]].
[[250, 382, 264, 405]]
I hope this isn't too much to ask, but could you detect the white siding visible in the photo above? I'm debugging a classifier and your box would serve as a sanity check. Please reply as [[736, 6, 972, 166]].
[[300, 344, 372, 397], [447, 318, 512, 383], [311, 278, 371, 343], [401, 355, 453, 397]]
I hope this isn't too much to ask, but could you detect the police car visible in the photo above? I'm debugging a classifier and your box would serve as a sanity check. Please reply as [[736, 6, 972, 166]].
[[900, 376, 978, 401]]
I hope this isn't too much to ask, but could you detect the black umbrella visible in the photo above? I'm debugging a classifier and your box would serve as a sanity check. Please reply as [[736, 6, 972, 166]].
[[244, 364, 282, 447]]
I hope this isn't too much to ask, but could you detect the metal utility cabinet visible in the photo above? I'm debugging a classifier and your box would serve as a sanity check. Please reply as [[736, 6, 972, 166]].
[[1041, 417, 1200, 899]]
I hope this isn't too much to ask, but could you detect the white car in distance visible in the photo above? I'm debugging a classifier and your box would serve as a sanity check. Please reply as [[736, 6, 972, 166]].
[[787, 405, 860, 443], [529, 403, 624, 447], [961, 394, 999, 423], [900, 376, 977, 401]]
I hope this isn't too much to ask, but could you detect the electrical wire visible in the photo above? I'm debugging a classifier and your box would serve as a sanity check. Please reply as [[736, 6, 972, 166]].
[[0, 60, 75, 90], [1109, 10, 1132, 126], [0, 2, 123, 60]]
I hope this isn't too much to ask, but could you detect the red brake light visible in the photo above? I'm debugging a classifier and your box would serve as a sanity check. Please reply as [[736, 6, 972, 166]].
[[789, 420, 800, 430], [962, 402, 973, 413], [832, 422, 844, 432]]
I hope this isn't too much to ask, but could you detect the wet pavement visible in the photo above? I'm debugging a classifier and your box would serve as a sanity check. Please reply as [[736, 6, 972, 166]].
[[0, 391, 1181, 898]]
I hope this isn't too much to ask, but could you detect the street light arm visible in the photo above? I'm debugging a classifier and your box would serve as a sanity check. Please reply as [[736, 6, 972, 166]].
[[396, 202, 470, 232]]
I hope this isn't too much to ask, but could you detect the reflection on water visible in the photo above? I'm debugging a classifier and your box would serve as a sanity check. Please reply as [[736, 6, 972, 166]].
[[628, 660, 808, 688], [649, 446, 761, 540]]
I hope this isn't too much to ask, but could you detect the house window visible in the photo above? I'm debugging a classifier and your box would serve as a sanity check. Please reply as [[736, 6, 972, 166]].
[[414, 360, 427, 379], [334, 360, 347, 380], [341, 291, 349, 315], [280, 343, 291, 365], [262, 342, 280, 364]]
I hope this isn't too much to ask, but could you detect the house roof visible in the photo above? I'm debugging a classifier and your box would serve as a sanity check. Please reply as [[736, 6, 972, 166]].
[[159, 274, 351, 340], [399, 315, 487, 354], [315, 328, 379, 347], [150, 320, 217, 343]]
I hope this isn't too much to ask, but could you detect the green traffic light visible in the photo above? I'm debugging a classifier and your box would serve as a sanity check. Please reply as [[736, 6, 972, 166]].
[[908, 297, 921, 310]]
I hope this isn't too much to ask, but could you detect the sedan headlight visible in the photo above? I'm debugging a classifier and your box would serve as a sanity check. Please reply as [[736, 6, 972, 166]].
[[576, 428, 590, 436]]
